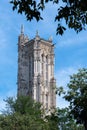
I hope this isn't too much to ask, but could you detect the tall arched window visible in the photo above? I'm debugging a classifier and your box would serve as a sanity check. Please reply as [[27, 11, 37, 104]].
[[41, 54, 44, 78], [46, 94, 48, 110], [46, 55, 48, 87], [41, 54, 44, 63]]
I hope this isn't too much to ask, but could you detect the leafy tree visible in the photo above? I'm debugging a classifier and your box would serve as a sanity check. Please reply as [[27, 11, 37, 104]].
[[10, 0, 87, 35], [4, 96, 42, 116], [56, 86, 65, 96], [46, 111, 58, 130], [0, 96, 47, 130], [57, 107, 84, 130], [64, 68, 87, 130], [0, 96, 58, 130]]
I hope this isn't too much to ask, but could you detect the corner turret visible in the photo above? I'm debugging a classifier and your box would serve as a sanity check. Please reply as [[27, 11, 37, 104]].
[[48, 36, 53, 42], [21, 24, 24, 34], [18, 25, 29, 46], [18, 25, 25, 45]]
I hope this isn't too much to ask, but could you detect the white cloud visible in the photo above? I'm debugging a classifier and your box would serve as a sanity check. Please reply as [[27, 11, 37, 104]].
[[56, 30, 87, 48], [55, 66, 78, 87]]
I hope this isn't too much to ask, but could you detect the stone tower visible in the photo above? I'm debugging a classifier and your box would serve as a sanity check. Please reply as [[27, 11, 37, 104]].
[[17, 26, 56, 111]]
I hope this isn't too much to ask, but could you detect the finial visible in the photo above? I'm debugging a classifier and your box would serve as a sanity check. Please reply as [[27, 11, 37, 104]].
[[49, 36, 53, 42], [21, 24, 24, 34], [36, 30, 39, 37]]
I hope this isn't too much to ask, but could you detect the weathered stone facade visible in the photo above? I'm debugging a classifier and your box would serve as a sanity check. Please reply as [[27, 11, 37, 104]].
[[17, 26, 56, 112]]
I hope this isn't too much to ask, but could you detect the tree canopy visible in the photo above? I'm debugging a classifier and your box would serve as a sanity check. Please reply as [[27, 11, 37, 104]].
[[64, 68, 87, 130], [10, 0, 87, 35], [0, 96, 58, 130], [0, 96, 48, 130], [0, 95, 85, 130], [57, 107, 84, 130]]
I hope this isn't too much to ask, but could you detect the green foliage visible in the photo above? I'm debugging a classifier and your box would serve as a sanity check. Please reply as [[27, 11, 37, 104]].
[[56, 86, 65, 96], [0, 113, 49, 130], [0, 96, 47, 130], [57, 107, 84, 130], [10, 0, 58, 22], [0, 96, 58, 130], [46, 111, 58, 130], [10, 0, 43, 21], [10, 0, 87, 35], [55, 0, 87, 35], [64, 68, 87, 130], [4, 96, 42, 116], [0, 95, 85, 130]]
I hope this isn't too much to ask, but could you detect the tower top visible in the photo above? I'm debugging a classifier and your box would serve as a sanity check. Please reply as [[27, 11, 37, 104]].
[[21, 24, 24, 34]]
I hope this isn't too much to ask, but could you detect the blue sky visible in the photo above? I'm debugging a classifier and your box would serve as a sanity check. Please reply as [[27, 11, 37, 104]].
[[0, 0, 87, 111]]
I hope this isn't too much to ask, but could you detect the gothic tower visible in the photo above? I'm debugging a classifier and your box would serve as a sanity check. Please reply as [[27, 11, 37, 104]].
[[17, 26, 56, 112]]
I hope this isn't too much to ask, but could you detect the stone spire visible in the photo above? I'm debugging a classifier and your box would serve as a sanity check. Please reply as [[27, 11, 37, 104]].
[[18, 25, 25, 45], [49, 36, 53, 42], [21, 24, 24, 34], [35, 30, 40, 40], [36, 30, 39, 37]]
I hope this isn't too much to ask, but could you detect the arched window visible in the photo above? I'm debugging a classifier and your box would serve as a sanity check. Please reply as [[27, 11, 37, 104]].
[[41, 54, 44, 62], [46, 55, 48, 64], [41, 54, 44, 77], [46, 55, 48, 87]]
